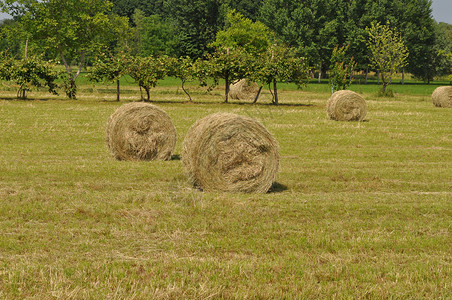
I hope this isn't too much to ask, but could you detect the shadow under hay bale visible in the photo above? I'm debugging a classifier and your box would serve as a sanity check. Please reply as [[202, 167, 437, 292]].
[[327, 90, 367, 121], [106, 102, 177, 161], [229, 79, 260, 101], [432, 86, 452, 108], [182, 113, 279, 193]]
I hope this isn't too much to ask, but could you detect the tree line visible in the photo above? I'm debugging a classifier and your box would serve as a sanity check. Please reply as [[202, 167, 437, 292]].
[[112, 0, 452, 83], [0, 0, 451, 102]]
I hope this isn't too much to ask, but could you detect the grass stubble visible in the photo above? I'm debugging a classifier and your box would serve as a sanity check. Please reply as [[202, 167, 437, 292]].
[[0, 83, 451, 298]]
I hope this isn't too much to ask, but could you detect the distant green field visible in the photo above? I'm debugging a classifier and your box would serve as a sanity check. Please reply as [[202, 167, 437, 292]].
[[0, 80, 451, 298]]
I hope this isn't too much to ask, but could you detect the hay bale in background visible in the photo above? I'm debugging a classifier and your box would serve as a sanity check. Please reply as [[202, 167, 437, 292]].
[[432, 86, 452, 108], [106, 102, 176, 161], [229, 79, 260, 101], [182, 113, 279, 193], [327, 90, 367, 121]]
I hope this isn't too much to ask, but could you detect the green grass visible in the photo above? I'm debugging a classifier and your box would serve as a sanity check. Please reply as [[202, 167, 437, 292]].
[[0, 82, 451, 298]]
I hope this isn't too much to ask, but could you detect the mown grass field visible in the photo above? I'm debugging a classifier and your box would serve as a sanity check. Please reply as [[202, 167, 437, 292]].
[[0, 78, 451, 298]]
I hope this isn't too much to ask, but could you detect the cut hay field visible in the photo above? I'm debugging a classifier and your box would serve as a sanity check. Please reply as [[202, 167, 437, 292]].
[[0, 81, 451, 298]]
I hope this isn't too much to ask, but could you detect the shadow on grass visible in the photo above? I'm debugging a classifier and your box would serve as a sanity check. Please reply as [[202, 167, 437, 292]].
[[143, 99, 316, 107], [171, 154, 181, 161], [268, 182, 288, 193]]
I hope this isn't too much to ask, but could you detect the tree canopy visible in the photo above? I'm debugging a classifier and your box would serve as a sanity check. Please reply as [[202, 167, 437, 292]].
[[1, 0, 451, 83]]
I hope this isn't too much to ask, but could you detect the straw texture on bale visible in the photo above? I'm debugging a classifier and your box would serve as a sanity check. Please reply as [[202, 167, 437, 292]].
[[432, 86, 452, 108], [327, 90, 367, 121], [106, 102, 176, 161], [229, 79, 260, 101], [182, 113, 279, 193]]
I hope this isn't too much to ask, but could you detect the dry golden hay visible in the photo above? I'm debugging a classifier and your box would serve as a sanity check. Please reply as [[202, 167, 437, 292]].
[[106, 102, 176, 161], [432, 86, 452, 108], [182, 113, 279, 193], [326, 90, 367, 121], [229, 79, 260, 101]]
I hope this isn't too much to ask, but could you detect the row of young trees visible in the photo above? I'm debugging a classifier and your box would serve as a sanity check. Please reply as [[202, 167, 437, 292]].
[[82, 44, 309, 105], [0, 0, 450, 102]]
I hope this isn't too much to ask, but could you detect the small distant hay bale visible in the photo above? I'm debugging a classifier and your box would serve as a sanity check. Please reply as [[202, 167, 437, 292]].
[[182, 113, 279, 193], [106, 102, 176, 161], [327, 90, 367, 121], [229, 79, 260, 101], [432, 86, 452, 108]]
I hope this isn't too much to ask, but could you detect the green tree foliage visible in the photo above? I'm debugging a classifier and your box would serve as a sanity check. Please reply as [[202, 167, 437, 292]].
[[1, 0, 129, 99], [164, 0, 224, 58], [366, 22, 408, 94], [0, 52, 58, 99], [204, 47, 251, 103], [0, 19, 22, 56], [448, 52, 452, 82], [127, 55, 167, 102], [140, 15, 177, 57], [251, 45, 309, 105], [0, 50, 14, 81], [329, 44, 356, 92], [88, 51, 128, 101], [210, 10, 272, 54], [433, 23, 452, 79], [165, 56, 195, 102]]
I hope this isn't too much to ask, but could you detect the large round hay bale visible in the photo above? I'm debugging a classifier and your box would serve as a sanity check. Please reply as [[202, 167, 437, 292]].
[[432, 86, 452, 108], [326, 90, 367, 121], [182, 113, 279, 193], [229, 79, 260, 101], [106, 102, 176, 161]]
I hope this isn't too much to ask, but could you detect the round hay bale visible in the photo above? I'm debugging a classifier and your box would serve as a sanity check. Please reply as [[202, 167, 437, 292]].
[[106, 102, 176, 161], [182, 113, 279, 193], [229, 79, 260, 101], [326, 90, 367, 121], [432, 86, 452, 108]]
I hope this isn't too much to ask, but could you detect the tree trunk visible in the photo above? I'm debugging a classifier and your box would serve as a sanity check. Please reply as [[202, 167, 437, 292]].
[[348, 69, 353, 87], [318, 61, 322, 83], [224, 71, 229, 103], [181, 80, 192, 103], [145, 86, 150, 101], [377, 70, 380, 85], [365, 68, 368, 84], [402, 68, 405, 85], [58, 46, 84, 99], [116, 79, 120, 102], [24, 39, 28, 59], [273, 79, 278, 105], [253, 86, 263, 104]]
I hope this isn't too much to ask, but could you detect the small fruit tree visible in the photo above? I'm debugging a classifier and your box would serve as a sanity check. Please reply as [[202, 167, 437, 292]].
[[329, 44, 356, 93], [366, 22, 408, 95], [251, 44, 309, 105], [89, 51, 128, 101]]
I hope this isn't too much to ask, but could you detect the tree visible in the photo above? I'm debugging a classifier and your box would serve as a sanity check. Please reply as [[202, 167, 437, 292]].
[[0, 50, 14, 81], [1, 0, 129, 99], [366, 22, 408, 94], [164, 0, 224, 58], [204, 47, 251, 103], [210, 9, 272, 54], [140, 15, 178, 57], [329, 44, 356, 92], [448, 52, 452, 83], [166, 56, 196, 102], [0, 52, 59, 99], [251, 44, 309, 105], [88, 51, 128, 101], [127, 55, 167, 102], [0, 19, 22, 56]]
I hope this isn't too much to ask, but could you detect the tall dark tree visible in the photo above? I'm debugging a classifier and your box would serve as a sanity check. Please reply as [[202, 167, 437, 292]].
[[164, 0, 225, 58]]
